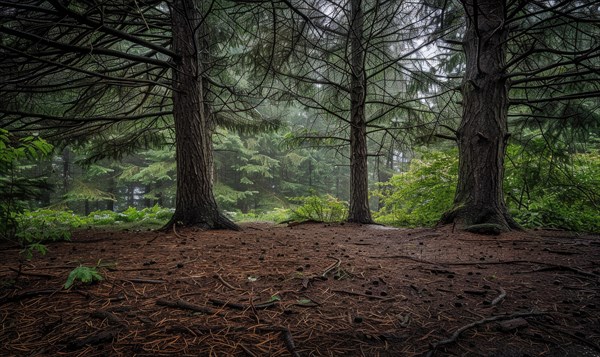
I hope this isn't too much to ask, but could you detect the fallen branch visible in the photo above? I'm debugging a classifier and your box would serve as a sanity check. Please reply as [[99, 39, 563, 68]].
[[156, 298, 224, 316], [366, 255, 441, 266], [208, 298, 279, 310], [425, 311, 548, 357], [0, 288, 90, 305], [331, 289, 395, 301], [90, 310, 127, 327], [282, 328, 301, 357], [215, 274, 243, 290], [9, 267, 57, 279], [123, 278, 166, 284]]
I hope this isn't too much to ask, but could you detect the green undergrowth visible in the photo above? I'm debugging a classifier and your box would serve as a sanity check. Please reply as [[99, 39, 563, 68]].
[[232, 194, 348, 224], [12, 205, 173, 258], [374, 147, 600, 233]]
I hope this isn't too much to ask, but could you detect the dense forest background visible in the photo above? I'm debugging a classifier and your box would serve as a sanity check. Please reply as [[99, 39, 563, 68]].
[[1, 0, 599, 247]]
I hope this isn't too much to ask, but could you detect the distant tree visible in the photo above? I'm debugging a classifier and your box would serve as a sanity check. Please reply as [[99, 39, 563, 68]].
[[439, 0, 600, 232], [0, 0, 274, 230]]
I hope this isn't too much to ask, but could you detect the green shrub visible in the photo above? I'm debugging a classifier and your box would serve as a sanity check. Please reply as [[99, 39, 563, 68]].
[[0, 130, 53, 241], [16, 209, 77, 242], [289, 194, 348, 223], [374, 149, 457, 227], [376, 146, 600, 232], [233, 208, 292, 223]]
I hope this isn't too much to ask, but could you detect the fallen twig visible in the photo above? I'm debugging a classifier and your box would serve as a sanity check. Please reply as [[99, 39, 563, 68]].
[[9, 267, 57, 279], [90, 310, 127, 327], [331, 289, 395, 301], [123, 278, 166, 284], [322, 256, 341, 277], [215, 274, 243, 290], [209, 298, 279, 310], [282, 328, 301, 357], [156, 298, 224, 316], [488, 287, 506, 307], [366, 255, 441, 266]]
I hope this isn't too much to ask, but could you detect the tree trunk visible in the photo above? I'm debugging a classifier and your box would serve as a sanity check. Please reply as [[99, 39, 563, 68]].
[[164, 0, 238, 230], [440, 0, 518, 233], [347, 0, 373, 224]]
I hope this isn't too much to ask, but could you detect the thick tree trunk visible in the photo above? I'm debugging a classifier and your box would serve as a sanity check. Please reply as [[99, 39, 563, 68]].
[[164, 0, 237, 230], [440, 0, 519, 233], [347, 0, 373, 224]]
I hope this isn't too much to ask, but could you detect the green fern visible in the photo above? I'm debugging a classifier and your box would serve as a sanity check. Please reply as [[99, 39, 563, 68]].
[[64, 265, 103, 289]]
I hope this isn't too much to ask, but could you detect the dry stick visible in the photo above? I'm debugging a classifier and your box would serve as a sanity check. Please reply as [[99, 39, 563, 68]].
[[209, 298, 247, 310], [0, 287, 90, 305], [282, 328, 301, 357], [123, 278, 166, 284], [156, 298, 224, 317], [209, 298, 279, 310], [322, 257, 342, 277], [366, 255, 441, 266], [215, 274, 243, 290], [425, 311, 548, 357], [331, 289, 395, 301], [90, 310, 127, 327], [8, 267, 57, 279], [489, 287, 506, 307]]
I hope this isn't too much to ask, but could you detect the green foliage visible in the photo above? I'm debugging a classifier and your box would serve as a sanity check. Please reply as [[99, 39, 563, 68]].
[[289, 194, 348, 223], [64, 265, 103, 289], [505, 145, 600, 232], [87, 205, 173, 227], [14, 205, 173, 236], [232, 207, 292, 223], [0, 129, 53, 241], [63, 180, 115, 203], [20, 243, 49, 260], [16, 209, 77, 242], [374, 149, 457, 227], [376, 146, 600, 232]]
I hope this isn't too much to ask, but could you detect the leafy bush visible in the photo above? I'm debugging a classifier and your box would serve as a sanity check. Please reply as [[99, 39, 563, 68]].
[[289, 194, 348, 222], [505, 146, 600, 232], [0, 130, 53, 241], [13, 205, 173, 242], [16, 209, 78, 242], [374, 149, 457, 227], [376, 146, 600, 232], [232, 207, 292, 223]]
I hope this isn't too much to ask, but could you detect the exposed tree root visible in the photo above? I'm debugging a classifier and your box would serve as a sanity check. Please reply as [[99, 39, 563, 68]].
[[426, 311, 548, 357]]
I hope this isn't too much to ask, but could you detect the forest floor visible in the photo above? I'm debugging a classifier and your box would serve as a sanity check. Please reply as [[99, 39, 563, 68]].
[[1, 222, 599, 357]]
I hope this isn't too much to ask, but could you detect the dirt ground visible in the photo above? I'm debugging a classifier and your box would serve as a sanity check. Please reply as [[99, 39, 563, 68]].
[[1, 222, 599, 356]]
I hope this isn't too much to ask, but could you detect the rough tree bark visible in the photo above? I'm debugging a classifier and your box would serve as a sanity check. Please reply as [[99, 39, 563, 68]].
[[440, 0, 519, 233], [165, 0, 238, 230], [347, 0, 373, 224]]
